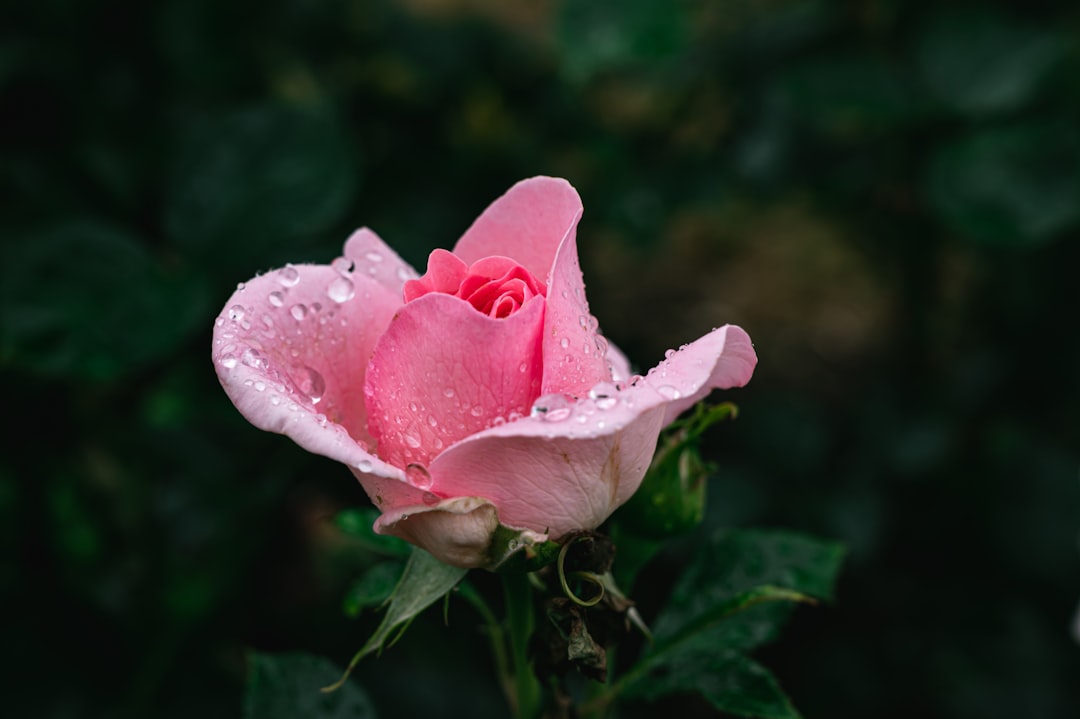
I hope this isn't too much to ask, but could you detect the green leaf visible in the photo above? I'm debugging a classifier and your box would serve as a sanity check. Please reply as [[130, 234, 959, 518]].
[[326, 548, 467, 691], [615, 530, 843, 717], [928, 124, 1080, 247], [917, 9, 1063, 116], [335, 508, 411, 558], [244, 651, 377, 719], [651, 529, 843, 648], [626, 652, 801, 719], [342, 561, 402, 618]]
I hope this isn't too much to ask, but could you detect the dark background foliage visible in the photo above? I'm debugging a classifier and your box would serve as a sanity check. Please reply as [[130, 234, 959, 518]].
[[2, 0, 1077, 716]]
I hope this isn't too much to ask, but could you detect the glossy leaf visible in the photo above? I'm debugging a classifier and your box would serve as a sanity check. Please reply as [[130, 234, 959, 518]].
[[326, 548, 467, 691]]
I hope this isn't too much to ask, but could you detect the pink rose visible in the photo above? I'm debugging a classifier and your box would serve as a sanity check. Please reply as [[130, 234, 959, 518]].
[[212, 177, 756, 568]]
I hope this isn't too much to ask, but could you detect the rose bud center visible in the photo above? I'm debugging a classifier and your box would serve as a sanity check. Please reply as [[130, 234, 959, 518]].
[[403, 249, 546, 318]]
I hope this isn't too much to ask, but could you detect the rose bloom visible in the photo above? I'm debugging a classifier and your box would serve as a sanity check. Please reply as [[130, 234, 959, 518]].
[[212, 178, 756, 568]]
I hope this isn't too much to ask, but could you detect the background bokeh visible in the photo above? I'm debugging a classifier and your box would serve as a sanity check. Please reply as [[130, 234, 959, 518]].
[[2, 0, 1078, 717]]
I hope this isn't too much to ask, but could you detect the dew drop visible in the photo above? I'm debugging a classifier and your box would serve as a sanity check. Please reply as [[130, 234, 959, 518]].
[[268, 291, 285, 307], [294, 365, 325, 405], [443, 388, 455, 399], [427, 414, 438, 427], [559, 337, 569, 349], [241, 347, 267, 370], [518, 362, 528, 373], [470, 406, 484, 417], [278, 264, 300, 286], [228, 305, 246, 322], [331, 256, 354, 274], [406, 463, 433, 489], [357, 459, 373, 473], [657, 384, 682, 399], [253, 380, 266, 392], [270, 395, 281, 406], [404, 433, 421, 449], [365, 251, 384, 263], [664, 349, 676, 360], [328, 276, 355, 303], [397, 266, 415, 282], [219, 353, 238, 370], [531, 393, 573, 422], [578, 314, 588, 330], [432, 437, 443, 450], [583, 342, 591, 355], [290, 304, 307, 321]]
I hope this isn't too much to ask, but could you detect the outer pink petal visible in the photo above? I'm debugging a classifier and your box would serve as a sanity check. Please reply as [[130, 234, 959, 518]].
[[343, 227, 419, 296], [540, 227, 613, 396], [374, 496, 502, 568], [647, 325, 758, 424], [426, 324, 757, 537], [452, 177, 583, 283], [212, 261, 405, 469], [606, 339, 634, 382], [364, 293, 546, 471], [373, 496, 550, 568]]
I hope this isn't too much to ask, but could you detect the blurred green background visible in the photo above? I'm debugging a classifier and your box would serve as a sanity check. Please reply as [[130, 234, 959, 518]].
[[2, 0, 1078, 716]]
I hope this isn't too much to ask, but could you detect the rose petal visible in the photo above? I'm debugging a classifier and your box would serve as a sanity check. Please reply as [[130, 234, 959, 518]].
[[540, 227, 612, 396], [213, 262, 406, 450], [452, 176, 583, 283], [606, 339, 634, 382], [426, 324, 757, 537], [646, 324, 757, 424], [364, 293, 546, 471], [343, 227, 419, 295], [374, 496, 502, 568]]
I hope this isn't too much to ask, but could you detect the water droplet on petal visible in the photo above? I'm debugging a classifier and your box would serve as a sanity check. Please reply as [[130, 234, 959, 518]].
[[657, 384, 681, 399], [278, 264, 300, 286], [357, 459, 373, 473], [365, 251, 384, 263], [397, 266, 415, 282], [559, 337, 569, 349], [294, 365, 325, 404], [328, 276, 355, 303], [241, 347, 267, 370], [531, 393, 573, 422], [253, 380, 266, 392], [578, 315, 588, 330], [664, 348, 676, 359], [427, 414, 438, 427], [219, 353, 238, 370], [228, 305, 246, 322], [518, 362, 528, 373], [268, 291, 285, 307], [443, 388, 455, 399], [470, 406, 484, 418], [404, 433, 421, 449], [332, 257, 354, 274], [290, 304, 307, 321], [405, 463, 432, 489]]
